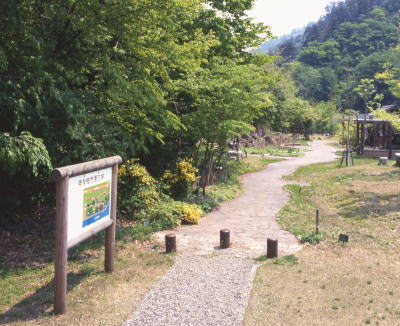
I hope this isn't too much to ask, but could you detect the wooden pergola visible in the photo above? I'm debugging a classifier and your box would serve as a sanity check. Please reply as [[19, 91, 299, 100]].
[[354, 105, 400, 159]]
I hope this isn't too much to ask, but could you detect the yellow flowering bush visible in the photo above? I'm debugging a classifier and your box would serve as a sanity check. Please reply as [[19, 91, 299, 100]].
[[162, 160, 198, 199], [118, 160, 160, 219], [118, 159, 203, 229], [180, 203, 202, 224]]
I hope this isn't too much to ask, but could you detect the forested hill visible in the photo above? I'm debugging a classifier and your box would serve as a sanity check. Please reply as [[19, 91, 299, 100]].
[[259, 27, 304, 57], [270, 0, 400, 110]]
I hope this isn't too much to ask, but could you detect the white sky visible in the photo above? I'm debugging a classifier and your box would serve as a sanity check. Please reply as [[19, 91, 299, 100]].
[[247, 0, 340, 37]]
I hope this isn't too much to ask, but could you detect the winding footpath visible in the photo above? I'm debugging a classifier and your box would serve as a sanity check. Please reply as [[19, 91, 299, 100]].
[[125, 141, 337, 326]]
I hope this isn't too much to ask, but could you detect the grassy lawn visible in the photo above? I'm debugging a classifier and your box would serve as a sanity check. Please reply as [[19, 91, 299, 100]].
[[245, 157, 400, 326], [0, 231, 172, 326], [246, 145, 307, 157]]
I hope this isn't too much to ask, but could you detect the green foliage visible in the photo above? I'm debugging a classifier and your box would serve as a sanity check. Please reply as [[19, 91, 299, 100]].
[[335, 111, 358, 150], [0, 132, 52, 176], [247, 146, 304, 157], [120, 225, 153, 242], [0, 132, 52, 225], [275, 0, 400, 109], [162, 160, 198, 200], [146, 200, 184, 231], [0, 0, 276, 225], [118, 160, 203, 230], [177, 59, 273, 146], [299, 232, 322, 244], [273, 254, 299, 265], [118, 160, 161, 220], [147, 200, 203, 230]]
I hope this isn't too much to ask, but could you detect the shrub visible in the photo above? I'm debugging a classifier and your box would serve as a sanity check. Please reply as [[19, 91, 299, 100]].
[[162, 159, 198, 200], [147, 200, 183, 231], [0, 132, 52, 226], [118, 160, 203, 231], [300, 232, 322, 244], [180, 203, 202, 224], [118, 160, 160, 220], [148, 201, 202, 229]]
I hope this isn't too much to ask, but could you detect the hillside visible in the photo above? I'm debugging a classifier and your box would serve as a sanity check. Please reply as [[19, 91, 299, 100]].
[[265, 0, 400, 109]]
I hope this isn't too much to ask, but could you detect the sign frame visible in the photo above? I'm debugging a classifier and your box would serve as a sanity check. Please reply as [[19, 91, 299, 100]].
[[51, 155, 122, 315]]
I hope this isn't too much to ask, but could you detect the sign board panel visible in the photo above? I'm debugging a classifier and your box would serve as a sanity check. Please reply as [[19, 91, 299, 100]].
[[67, 167, 112, 245], [52, 155, 121, 315]]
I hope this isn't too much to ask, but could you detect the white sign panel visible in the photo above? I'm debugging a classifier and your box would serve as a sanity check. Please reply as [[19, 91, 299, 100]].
[[67, 167, 112, 244]]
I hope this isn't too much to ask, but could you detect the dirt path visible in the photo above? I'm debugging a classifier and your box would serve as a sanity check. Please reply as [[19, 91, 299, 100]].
[[155, 140, 337, 257], [126, 140, 337, 326]]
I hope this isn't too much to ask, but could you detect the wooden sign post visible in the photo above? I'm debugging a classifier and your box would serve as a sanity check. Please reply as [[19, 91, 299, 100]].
[[51, 156, 122, 315]]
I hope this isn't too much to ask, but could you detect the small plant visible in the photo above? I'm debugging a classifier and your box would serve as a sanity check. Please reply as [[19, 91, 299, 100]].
[[299, 232, 321, 244], [273, 254, 299, 266], [128, 225, 153, 241], [255, 255, 269, 262]]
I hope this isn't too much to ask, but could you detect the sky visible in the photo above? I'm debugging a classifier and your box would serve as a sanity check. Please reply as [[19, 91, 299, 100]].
[[247, 0, 339, 37]]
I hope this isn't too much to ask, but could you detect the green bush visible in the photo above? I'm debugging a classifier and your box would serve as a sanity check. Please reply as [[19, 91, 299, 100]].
[[118, 160, 203, 230], [300, 232, 322, 244], [0, 132, 52, 226], [162, 160, 198, 200], [147, 200, 183, 231], [118, 160, 161, 220]]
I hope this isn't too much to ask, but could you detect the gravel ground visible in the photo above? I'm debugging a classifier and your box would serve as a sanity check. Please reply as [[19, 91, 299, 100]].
[[124, 252, 257, 326]]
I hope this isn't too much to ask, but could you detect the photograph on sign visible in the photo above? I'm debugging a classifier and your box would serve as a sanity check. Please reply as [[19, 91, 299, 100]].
[[83, 181, 110, 227], [67, 167, 112, 245]]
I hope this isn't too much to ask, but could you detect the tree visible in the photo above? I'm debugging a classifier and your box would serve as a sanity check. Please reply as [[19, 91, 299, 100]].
[[173, 58, 274, 189]]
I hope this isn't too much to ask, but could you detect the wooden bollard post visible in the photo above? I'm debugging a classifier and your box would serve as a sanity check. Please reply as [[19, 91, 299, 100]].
[[220, 229, 230, 249], [105, 164, 118, 273], [316, 209, 320, 235], [165, 234, 176, 253], [54, 176, 69, 315], [267, 238, 278, 258]]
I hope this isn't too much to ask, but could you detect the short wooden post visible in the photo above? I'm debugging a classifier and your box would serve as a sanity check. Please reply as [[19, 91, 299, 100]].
[[356, 122, 360, 154], [316, 209, 320, 235], [54, 176, 69, 315], [165, 234, 176, 253], [105, 164, 118, 273], [267, 238, 278, 258], [220, 229, 230, 249], [388, 124, 393, 159]]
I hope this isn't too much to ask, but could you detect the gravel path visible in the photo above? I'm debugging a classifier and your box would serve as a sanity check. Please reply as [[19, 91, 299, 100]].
[[125, 140, 337, 326], [125, 254, 256, 326]]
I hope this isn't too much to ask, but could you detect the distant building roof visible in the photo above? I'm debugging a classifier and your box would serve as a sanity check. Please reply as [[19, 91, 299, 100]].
[[353, 104, 399, 122], [379, 104, 398, 112]]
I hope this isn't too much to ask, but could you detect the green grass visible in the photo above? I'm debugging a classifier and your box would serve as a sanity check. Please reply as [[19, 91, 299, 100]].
[[279, 157, 400, 246], [246, 145, 307, 157], [0, 226, 172, 325], [244, 155, 400, 326]]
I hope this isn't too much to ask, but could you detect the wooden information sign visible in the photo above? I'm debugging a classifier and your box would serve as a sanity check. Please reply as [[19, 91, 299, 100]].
[[51, 156, 122, 315]]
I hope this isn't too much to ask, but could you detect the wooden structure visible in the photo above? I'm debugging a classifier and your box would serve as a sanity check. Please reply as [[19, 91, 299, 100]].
[[355, 105, 400, 159], [51, 156, 122, 315]]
